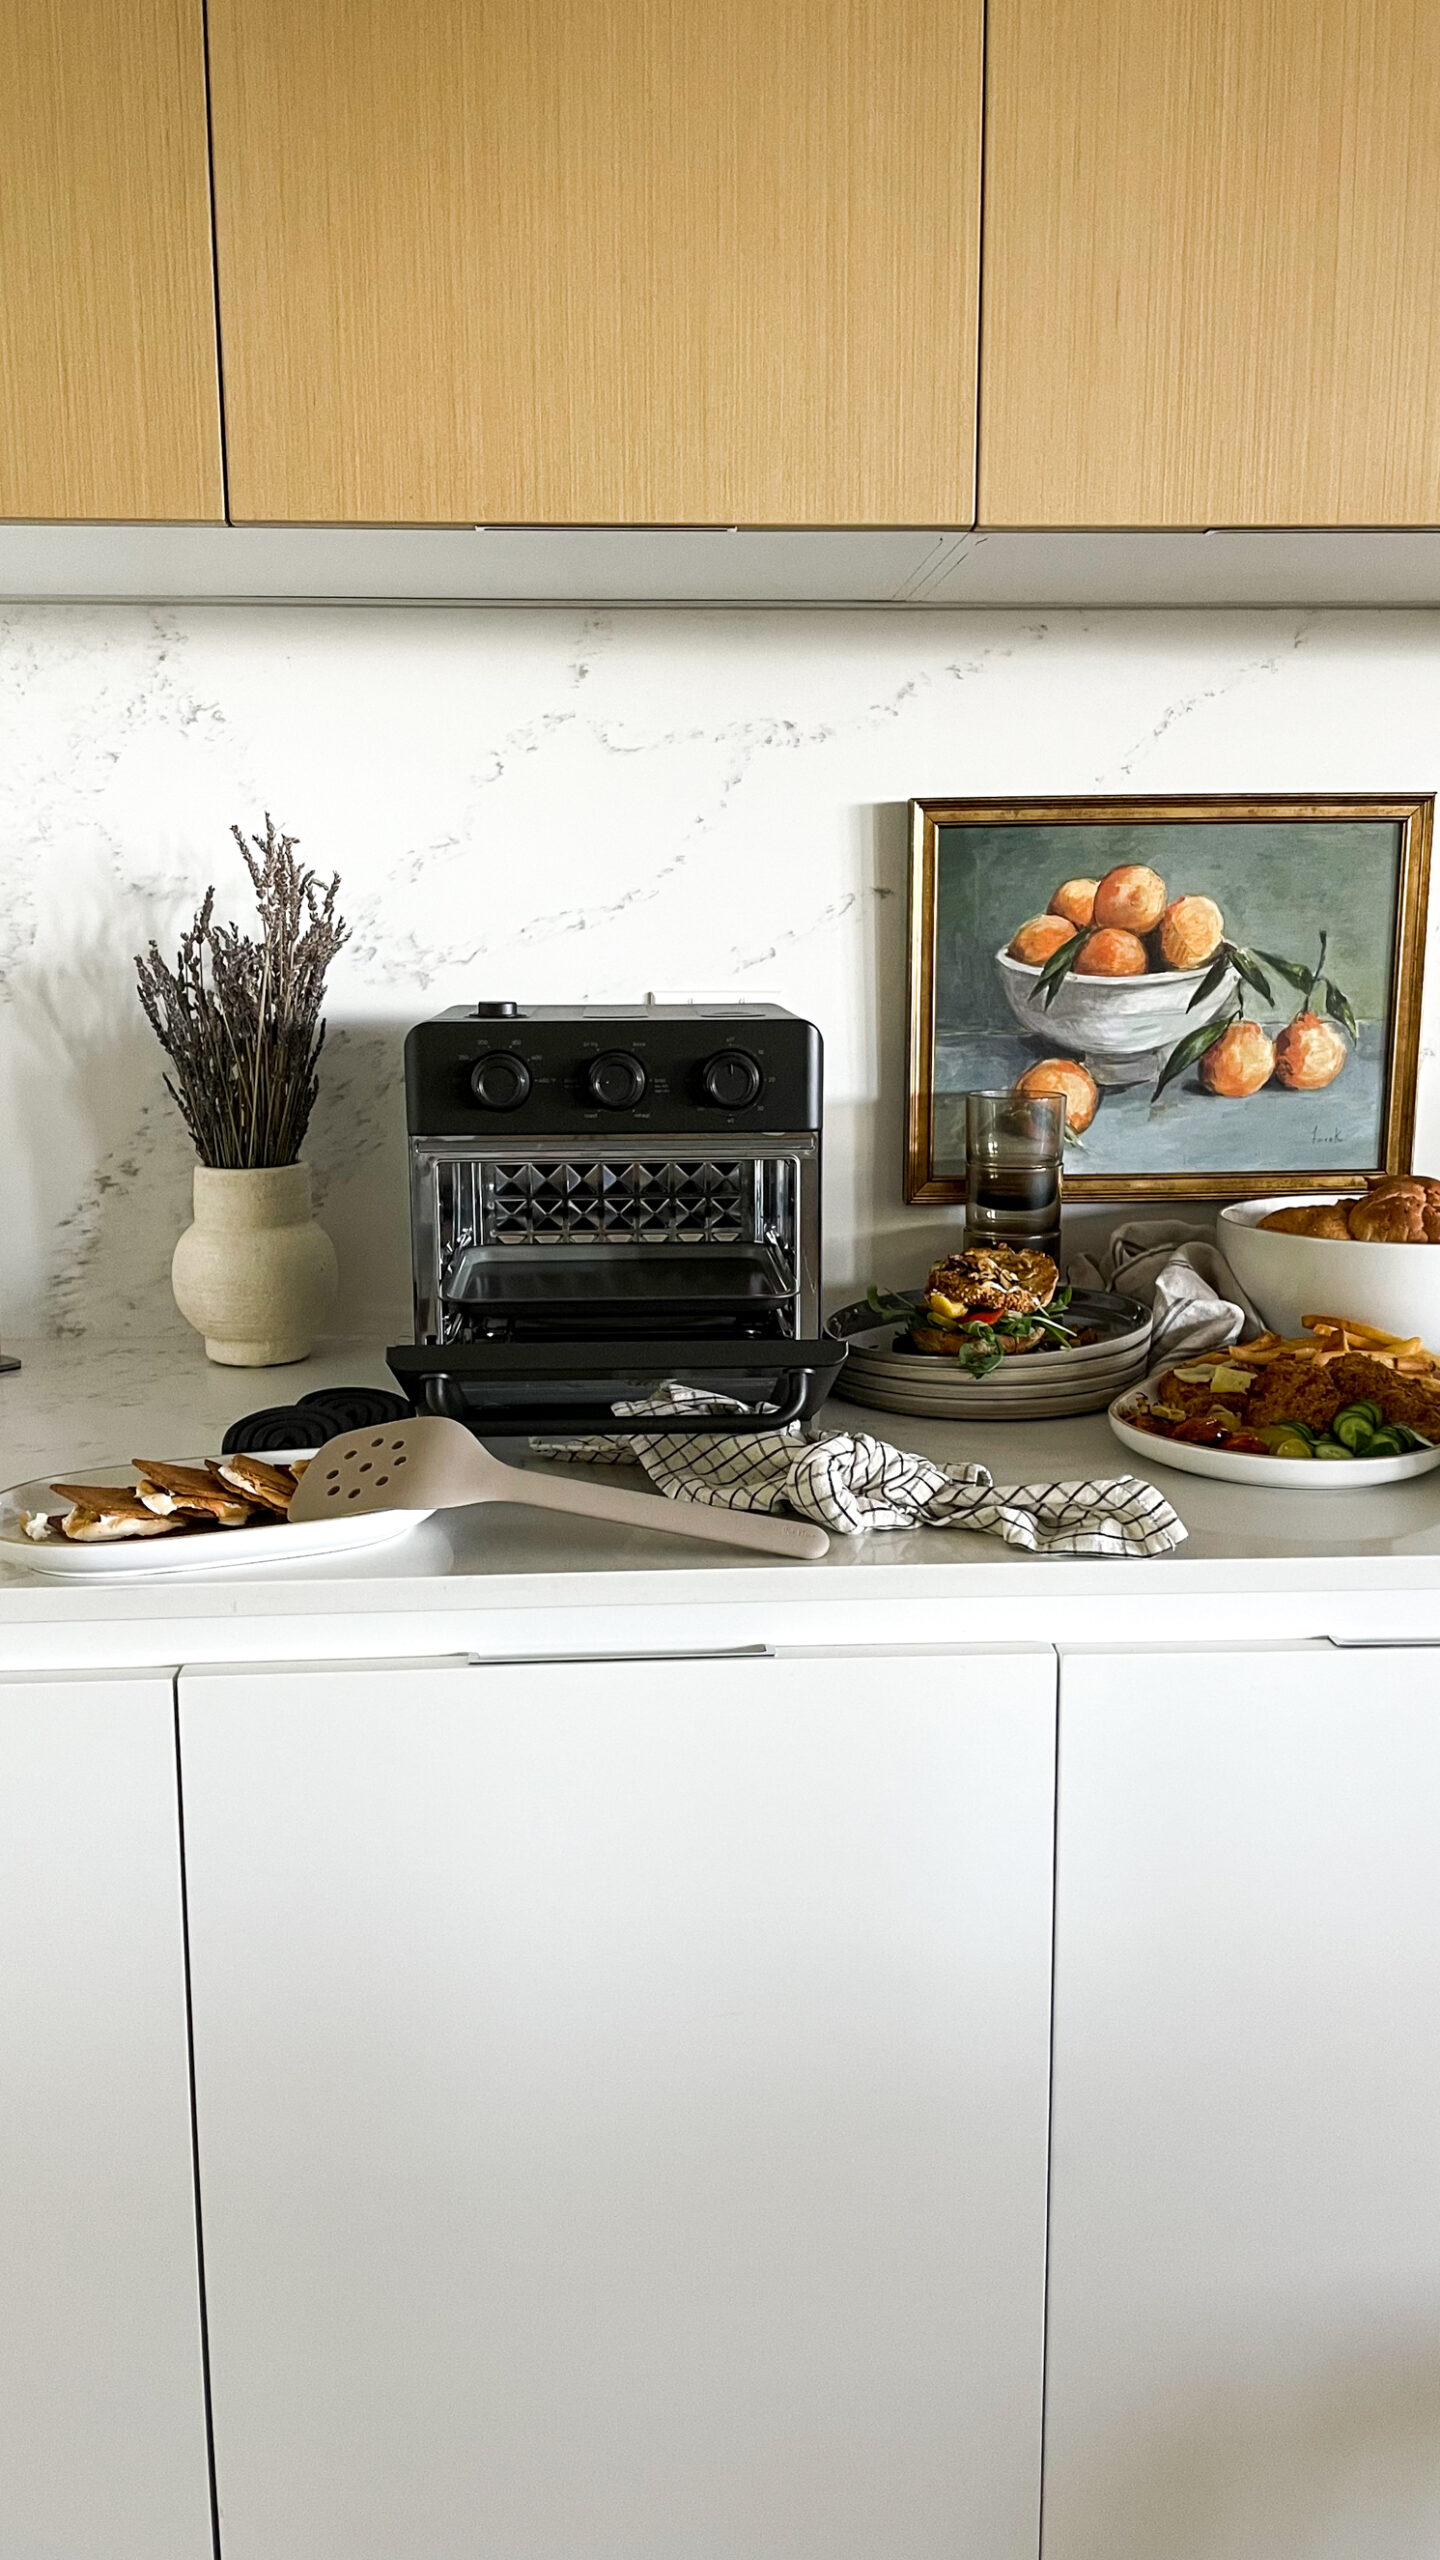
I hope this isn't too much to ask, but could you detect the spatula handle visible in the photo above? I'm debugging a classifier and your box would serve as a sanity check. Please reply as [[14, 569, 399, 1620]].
[[493, 1462, 830, 1560]]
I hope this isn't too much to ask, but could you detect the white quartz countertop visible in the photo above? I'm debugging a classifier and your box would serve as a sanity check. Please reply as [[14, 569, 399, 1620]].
[[0, 1335, 1439, 1669]]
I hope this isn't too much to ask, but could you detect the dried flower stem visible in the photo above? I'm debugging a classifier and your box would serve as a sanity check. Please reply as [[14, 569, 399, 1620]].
[[135, 816, 350, 1169]]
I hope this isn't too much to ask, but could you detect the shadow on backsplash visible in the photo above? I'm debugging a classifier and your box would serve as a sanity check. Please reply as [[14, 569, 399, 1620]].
[[40, 1020, 413, 1343]]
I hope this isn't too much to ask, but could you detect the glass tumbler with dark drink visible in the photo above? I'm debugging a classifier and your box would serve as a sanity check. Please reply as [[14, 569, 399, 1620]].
[[964, 1091, 1065, 1261]]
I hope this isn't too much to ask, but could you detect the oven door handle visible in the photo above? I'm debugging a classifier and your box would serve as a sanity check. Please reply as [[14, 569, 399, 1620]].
[[761, 1370, 821, 1428], [386, 1340, 847, 1437]]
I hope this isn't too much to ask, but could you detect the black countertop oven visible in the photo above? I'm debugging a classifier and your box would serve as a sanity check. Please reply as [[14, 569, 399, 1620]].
[[388, 1002, 845, 1435]]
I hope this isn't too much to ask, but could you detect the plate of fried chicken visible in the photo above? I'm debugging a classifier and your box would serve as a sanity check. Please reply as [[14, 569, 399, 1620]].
[[1110, 1317, 1440, 1487], [0, 1449, 435, 1574]]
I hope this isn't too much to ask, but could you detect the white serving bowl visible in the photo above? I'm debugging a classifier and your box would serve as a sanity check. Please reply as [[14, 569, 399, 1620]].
[[994, 946, 1236, 1087], [1221, 1194, 1440, 1341]]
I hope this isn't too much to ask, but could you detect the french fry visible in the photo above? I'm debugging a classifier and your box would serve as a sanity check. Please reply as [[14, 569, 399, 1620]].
[[1228, 1318, 1440, 1379], [1303, 1313, 1409, 1345]]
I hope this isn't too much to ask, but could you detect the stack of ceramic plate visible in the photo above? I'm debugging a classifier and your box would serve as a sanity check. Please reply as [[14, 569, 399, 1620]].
[[826, 1289, 1153, 1421]]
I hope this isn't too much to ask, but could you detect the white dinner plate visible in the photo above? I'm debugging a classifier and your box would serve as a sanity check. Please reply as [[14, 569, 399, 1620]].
[[0, 1452, 435, 1575], [841, 1346, 1149, 1396], [849, 1379, 1148, 1424], [842, 1374, 1149, 1417], [1108, 1376, 1440, 1490], [830, 1289, 1152, 1421]]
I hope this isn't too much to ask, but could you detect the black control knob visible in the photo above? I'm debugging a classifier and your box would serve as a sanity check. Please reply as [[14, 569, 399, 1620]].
[[700, 1048, 764, 1110], [585, 1049, 648, 1110], [469, 1051, 532, 1110]]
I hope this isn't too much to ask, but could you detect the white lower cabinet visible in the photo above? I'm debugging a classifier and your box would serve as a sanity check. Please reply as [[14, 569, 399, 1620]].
[[178, 1645, 1056, 2560], [0, 1672, 212, 2560], [1043, 1641, 1440, 2560]]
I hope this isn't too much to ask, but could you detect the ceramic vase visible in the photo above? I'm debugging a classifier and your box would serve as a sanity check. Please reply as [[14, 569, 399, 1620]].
[[171, 1161, 338, 1366]]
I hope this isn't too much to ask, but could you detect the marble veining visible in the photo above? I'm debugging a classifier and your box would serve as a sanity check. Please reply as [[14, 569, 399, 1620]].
[[0, 604, 1438, 1343]]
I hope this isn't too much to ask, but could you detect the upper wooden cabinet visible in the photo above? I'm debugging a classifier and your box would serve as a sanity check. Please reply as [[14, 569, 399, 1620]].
[[0, 0, 223, 521], [205, 0, 983, 527], [980, 0, 1440, 529]]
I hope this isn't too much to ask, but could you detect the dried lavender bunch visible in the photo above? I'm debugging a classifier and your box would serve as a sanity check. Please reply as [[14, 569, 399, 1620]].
[[136, 816, 350, 1169]]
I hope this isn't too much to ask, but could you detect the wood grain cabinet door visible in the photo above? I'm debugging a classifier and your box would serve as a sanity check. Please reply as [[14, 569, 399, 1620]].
[[1044, 1641, 1440, 2560], [981, 0, 1440, 528], [0, 0, 223, 519], [205, 0, 982, 526], [180, 1646, 1054, 2560]]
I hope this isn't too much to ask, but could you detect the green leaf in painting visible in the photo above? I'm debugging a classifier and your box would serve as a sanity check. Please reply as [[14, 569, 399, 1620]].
[[1254, 947, 1313, 994], [1187, 951, 1235, 1011], [1036, 932, 1086, 1011], [1154, 1008, 1240, 1099], [1232, 948, 1274, 1004], [1324, 980, 1360, 1044]]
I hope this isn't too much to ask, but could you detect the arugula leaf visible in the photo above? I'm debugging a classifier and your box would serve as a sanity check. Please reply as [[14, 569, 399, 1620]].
[[1029, 1307, 1077, 1344], [957, 1328, 1005, 1377], [1324, 979, 1360, 1043], [1154, 1007, 1239, 1099], [865, 1286, 917, 1326], [1035, 932, 1086, 1010]]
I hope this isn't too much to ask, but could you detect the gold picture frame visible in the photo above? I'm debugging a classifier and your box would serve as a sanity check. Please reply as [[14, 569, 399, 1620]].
[[906, 794, 1433, 1203]]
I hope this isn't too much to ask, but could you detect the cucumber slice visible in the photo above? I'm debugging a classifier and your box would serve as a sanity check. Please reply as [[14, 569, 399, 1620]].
[[1362, 1429, 1406, 1458], [1262, 1429, 1316, 1460]]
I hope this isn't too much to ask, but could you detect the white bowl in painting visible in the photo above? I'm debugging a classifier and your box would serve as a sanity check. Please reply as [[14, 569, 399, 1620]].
[[995, 946, 1237, 1088], [1221, 1194, 1440, 1341]]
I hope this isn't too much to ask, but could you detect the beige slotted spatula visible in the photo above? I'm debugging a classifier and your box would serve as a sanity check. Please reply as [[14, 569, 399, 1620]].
[[289, 1414, 830, 1559]]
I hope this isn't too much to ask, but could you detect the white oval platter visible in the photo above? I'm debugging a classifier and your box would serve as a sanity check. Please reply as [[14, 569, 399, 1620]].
[[0, 1452, 435, 1576], [1107, 1377, 1440, 1491]]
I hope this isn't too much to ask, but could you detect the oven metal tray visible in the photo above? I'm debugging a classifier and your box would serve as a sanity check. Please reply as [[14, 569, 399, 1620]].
[[443, 1242, 797, 1321]]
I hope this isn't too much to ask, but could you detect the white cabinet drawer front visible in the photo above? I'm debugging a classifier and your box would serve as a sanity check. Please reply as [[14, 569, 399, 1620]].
[[181, 1647, 1054, 2560], [0, 1672, 211, 2560], [1046, 1641, 1440, 2560]]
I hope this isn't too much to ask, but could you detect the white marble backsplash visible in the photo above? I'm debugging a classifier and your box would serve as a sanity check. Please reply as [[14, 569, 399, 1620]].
[[1, 602, 1439, 1343]]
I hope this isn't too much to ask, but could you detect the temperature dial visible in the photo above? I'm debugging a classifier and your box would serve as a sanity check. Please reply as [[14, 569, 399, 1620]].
[[700, 1048, 764, 1110], [585, 1050, 648, 1110], [469, 1051, 532, 1110]]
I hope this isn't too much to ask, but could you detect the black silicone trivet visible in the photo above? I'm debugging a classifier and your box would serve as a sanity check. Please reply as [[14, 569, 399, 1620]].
[[220, 1403, 324, 1454], [221, 1386, 413, 1455], [297, 1386, 415, 1433]]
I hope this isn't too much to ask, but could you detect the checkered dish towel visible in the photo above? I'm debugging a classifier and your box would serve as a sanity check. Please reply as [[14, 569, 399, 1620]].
[[531, 1385, 1186, 1558]]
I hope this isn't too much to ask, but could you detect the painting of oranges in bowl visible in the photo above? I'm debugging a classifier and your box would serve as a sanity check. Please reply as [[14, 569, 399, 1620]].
[[907, 798, 1431, 1202]]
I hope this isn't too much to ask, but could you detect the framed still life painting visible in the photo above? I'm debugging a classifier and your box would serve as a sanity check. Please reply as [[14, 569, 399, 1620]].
[[906, 795, 1433, 1202]]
